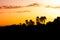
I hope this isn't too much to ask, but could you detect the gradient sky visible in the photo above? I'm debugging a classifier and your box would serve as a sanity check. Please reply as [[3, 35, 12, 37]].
[[0, 0, 60, 26], [0, 0, 60, 6], [0, 0, 41, 6]]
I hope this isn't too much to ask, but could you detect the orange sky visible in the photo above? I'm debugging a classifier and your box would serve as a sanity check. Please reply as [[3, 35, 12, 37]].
[[0, 0, 60, 26]]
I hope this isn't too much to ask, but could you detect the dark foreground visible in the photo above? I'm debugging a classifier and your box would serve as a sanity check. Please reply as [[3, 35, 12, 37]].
[[0, 16, 60, 32]]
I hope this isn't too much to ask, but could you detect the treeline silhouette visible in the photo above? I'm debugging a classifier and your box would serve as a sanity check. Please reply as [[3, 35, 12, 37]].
[[0, 16, 60, 32]]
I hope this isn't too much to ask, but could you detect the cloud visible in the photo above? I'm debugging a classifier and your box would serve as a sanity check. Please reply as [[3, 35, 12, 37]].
[[0, 6, 24, 9], [26, 3, 40, 7], [0, 10, 31, 13], [0, 3, 41, 9], [1, 2, 60, 9], [16, 10, 31, 13], [45, 5, 60, 8]]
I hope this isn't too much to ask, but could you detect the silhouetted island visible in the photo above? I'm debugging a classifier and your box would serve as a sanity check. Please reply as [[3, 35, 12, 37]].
[[0, 16, 60, 32]]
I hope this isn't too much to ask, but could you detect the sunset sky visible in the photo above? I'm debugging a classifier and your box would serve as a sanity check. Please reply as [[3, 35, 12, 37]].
[[0, 0, 60, 26], [0, 0, 60, 6]]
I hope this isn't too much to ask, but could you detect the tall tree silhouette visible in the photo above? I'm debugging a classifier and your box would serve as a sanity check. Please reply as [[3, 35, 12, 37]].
[[36, 16, 40, 25], [25, 20, 29, 26], [40, 16, 46, 24]]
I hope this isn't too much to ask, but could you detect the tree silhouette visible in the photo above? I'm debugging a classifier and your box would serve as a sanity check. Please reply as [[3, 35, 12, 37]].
[[40, 16, 46, 24], [57, 17, 60, 21], [54, 17, 60, 23], [0, 16, 60, 32], [25, 20, 29, 26], [29, 20, 34, 25], [36, 16, 40, 25]]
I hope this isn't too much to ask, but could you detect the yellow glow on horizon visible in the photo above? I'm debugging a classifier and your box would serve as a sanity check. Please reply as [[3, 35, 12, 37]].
[[1, 0, 60, 26], [0, 6, 60, 26]]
